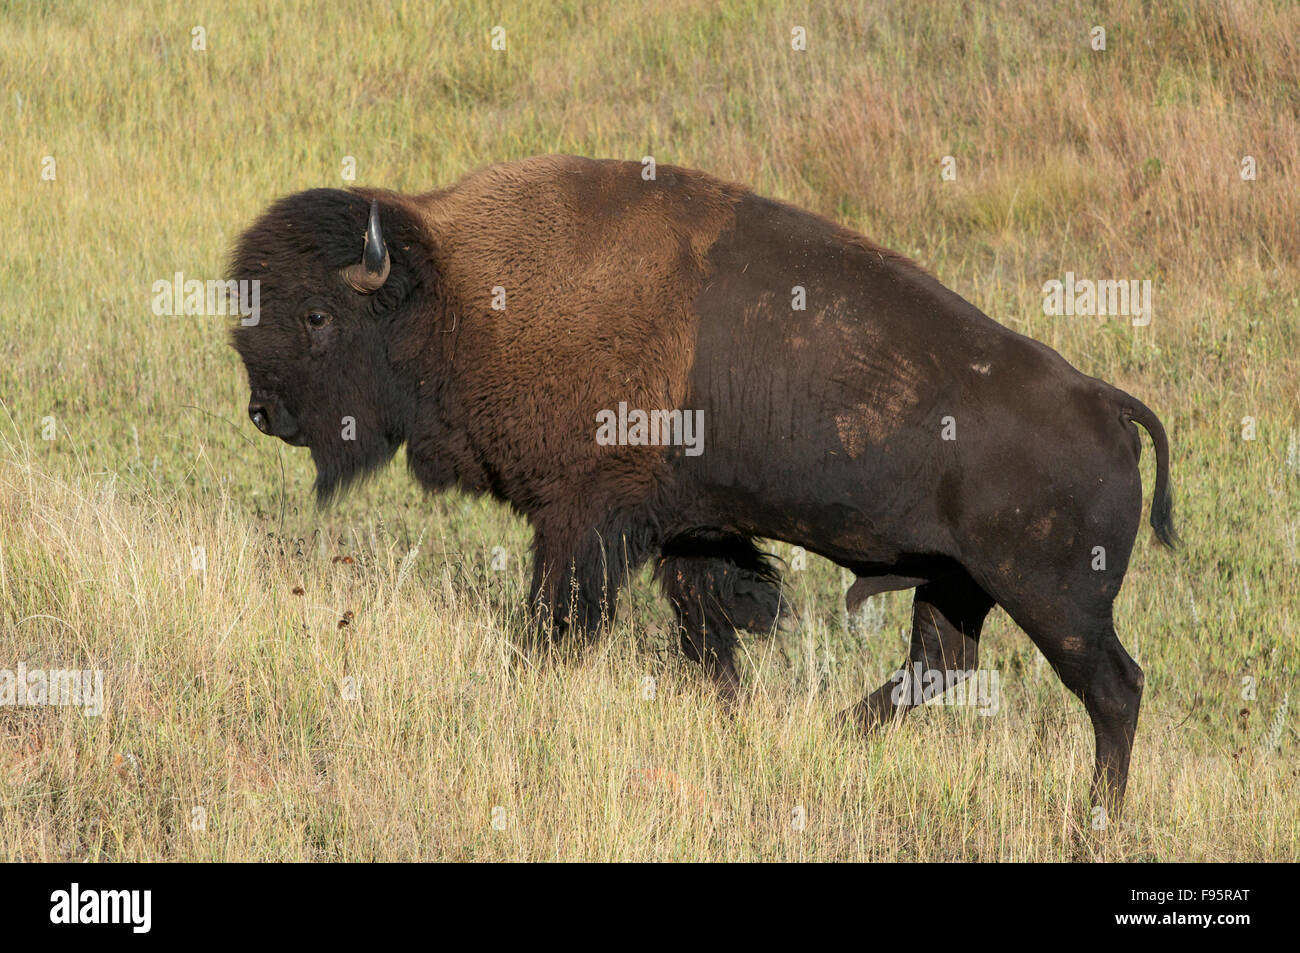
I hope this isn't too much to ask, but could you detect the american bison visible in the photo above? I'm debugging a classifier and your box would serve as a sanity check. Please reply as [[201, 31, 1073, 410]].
[[230, 155, 1175, 815]]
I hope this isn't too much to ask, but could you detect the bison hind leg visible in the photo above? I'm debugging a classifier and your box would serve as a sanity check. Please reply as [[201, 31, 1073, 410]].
[[1009, 606, 1143, 820], [843, 567, 994, 731], [655, 531, 793, 697]]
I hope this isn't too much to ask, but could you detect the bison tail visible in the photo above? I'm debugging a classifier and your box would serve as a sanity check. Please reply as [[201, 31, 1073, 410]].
[[1120, 396, 1179, 549]]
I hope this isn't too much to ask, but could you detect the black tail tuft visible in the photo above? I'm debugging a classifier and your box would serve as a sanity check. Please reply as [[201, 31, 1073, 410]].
[[1149, 474, 1179, 548], [1122, 398, 1178, 549]]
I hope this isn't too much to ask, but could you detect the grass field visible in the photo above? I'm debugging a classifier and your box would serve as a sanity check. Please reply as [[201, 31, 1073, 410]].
[[1, 0, 1297, 861]]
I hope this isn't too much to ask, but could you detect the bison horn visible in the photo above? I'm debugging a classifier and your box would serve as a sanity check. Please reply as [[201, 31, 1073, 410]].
[[340, 199, 391, 293]]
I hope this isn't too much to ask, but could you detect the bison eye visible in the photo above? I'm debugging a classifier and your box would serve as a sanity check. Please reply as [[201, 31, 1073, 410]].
[[305, 311, 330, 329]]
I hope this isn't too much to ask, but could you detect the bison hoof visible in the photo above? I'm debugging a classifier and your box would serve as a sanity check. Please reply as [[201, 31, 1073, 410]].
[[774, 603, 800, 635], [838, 699, 903, 736]]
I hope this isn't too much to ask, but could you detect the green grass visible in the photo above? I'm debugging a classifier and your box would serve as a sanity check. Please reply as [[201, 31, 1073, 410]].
[[0, 0, 1296, 860]]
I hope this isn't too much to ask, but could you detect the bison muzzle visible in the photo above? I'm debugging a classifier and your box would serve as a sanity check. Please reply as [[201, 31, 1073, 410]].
[[229, 155, 1177, 817]]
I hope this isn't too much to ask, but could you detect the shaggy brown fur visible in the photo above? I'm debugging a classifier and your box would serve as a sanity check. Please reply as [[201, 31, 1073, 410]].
[[229, 155, 1176, 815]]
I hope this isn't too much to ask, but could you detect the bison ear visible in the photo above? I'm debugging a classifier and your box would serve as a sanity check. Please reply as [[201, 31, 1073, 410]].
[[339, 199, 391, 293]]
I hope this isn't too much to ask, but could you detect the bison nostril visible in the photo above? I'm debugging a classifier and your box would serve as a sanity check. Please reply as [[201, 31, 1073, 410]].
[[249, 404, 271, 434]]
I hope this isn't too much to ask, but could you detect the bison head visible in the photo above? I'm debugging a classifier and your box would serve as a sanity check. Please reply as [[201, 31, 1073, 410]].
[[229, 189, 426, 502]]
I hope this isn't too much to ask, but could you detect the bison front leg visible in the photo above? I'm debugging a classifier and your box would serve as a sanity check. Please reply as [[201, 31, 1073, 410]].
[[656, 556, 744, 699], [526, 515, 655, 650], [845, 571, 993, 731], [655, 536, 791, 700]]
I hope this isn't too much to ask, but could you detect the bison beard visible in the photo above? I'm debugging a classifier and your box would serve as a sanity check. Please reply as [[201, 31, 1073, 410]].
[[229, 155, 1178, 817]]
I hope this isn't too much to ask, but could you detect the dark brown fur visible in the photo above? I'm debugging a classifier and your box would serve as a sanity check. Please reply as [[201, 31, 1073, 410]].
[[230, 155, 1177, 816]]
